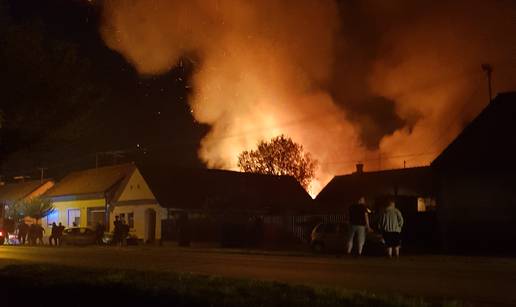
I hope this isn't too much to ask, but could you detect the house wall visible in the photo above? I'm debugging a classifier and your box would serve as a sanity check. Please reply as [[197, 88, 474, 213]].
[[111, 204, 165, 241], [40, 168, 166, 243], [437, 171, 516, 253], [111, 168, 165, 242], [43, 198, 106, 231], [116, 169, 155, 201]]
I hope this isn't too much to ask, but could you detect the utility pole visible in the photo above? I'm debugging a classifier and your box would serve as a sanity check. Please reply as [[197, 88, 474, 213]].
[[481, 64, 493, 103], [37, 167, 48, 182]]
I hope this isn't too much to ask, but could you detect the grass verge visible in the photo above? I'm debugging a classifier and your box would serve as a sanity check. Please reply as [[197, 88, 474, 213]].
[[1, 264, 459, 307]]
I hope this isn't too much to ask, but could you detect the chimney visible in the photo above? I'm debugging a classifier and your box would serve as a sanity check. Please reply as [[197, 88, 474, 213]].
[[355, 163, 364, 174]]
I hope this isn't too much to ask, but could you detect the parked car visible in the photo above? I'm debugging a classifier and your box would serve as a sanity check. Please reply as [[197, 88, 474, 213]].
[[310, 222, 385, 255], [61, 227, 97, 245], [102, 232, 139, 246], [0, 228, 5, 245]]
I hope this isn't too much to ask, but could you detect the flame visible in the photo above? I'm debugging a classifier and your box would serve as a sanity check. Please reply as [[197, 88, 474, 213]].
[[100, 0, 516, 196]]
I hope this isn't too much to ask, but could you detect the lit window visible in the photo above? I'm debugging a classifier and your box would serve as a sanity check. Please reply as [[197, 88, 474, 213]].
[[68, 209, 81, 227], [87, 208, 105, 226], [47, 211, 59, 225], [417, 198, 426, 212]]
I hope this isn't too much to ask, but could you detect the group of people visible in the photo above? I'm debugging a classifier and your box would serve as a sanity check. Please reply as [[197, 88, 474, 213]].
[[10, 218, 123, 246], [347, 196, 404, 258], [16, 221, 65, 246], [48, 222, 66, 246], [112, 215, 130, 246]]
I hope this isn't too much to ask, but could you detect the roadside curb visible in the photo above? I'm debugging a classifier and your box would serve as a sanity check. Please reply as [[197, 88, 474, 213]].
[[152, 243, 330, 258]]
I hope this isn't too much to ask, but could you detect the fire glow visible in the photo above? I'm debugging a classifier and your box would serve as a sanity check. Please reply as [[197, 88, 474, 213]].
[[100, 0, 516, 196]]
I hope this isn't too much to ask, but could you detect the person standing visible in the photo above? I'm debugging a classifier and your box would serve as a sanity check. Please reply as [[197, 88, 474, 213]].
[[17, 221, 29, 245], [379, 199, 404, 258], [28, 223, 36, 245], [49, 222, 58, 246], [56, 222, 65, 246], [119, 218, 129, 247], [113, 216, 121, 246], [35, 223, 45, 245], [346, 197, 371, 256], [3, 219, 15, 245]]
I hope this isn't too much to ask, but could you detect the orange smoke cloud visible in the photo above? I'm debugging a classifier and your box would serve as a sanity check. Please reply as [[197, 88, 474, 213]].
[[100, 0, 516, 196]]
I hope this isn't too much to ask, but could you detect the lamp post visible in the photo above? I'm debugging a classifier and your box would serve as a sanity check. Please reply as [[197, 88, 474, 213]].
[[481, 64, 493, 103]]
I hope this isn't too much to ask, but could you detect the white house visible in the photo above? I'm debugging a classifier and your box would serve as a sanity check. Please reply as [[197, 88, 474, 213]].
[[43, 163, 166, 242]]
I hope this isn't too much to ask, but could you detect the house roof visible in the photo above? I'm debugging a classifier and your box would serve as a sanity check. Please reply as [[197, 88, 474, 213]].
[[0, 180, 53, 203], [138, 163, 314, 213], [432, 92, 516, 171], [44, 163, 136, 199], [315, 166, 433, 210]]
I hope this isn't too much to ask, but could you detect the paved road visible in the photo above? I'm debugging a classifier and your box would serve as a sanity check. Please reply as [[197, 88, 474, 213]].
[[1, 246, 516, 306]]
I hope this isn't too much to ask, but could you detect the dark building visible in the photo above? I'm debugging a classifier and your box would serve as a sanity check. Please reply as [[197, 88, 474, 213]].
[[432, 92, 516, 253], [139, 166, 313, 214], [0, 180, 55, 232], [315, 165, 437, 250], [138, 163, 314, 246], [316, 165, 434, 213]]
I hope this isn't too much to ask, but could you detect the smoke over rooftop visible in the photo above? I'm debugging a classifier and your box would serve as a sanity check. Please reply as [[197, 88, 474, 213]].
[[100, 0, 516, 195]]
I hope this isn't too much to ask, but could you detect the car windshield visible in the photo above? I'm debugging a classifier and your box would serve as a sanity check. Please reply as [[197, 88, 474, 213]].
[[65, 228, 81, 235], [80, 228, 92, 234]]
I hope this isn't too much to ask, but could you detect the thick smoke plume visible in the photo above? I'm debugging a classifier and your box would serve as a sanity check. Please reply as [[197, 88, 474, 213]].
[[100, 0, 516, 195]]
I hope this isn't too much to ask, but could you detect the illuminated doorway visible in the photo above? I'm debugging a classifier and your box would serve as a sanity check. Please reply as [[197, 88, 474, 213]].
[[145, 208, 156, 243]]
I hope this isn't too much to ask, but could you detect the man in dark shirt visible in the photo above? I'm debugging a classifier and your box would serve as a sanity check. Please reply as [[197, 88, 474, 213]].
[[56, 222, 65, 246], [18, 221, 29, 245], [49, 222, 58, 246], [113, 216, 121, 245], [346, 197, 371, 256], [28, 223, 36, 245], [35, 223, 45, 245]]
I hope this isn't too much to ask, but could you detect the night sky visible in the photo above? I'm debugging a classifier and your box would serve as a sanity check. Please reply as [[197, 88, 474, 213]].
[[1, 0, 515, 188], [1, 0, 208, 180]]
